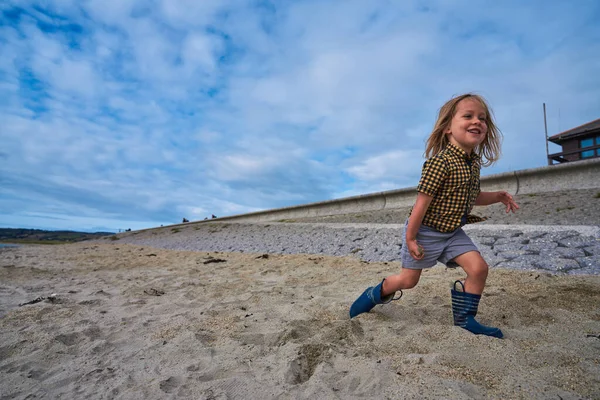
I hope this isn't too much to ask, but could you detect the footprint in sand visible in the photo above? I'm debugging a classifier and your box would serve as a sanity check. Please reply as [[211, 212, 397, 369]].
[[54, 333, 82, 346], [159, 376, 180, 394], [285, 343, 328, 384]]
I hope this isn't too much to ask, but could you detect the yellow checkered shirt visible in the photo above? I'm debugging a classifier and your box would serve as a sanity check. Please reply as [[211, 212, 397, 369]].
[[413, 143, 486, 232]]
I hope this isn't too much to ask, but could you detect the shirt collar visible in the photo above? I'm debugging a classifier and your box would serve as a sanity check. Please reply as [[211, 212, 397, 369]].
[[446, 143, 480, 162]]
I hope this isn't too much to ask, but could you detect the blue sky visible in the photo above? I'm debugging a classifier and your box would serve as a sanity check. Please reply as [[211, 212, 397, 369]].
[[1, 0, 599, 233]]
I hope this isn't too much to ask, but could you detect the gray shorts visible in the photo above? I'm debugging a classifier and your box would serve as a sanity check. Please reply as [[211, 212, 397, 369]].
[[400, 221, 479, 270]]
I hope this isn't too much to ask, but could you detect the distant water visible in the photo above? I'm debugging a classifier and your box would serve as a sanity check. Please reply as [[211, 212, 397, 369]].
[[0, 243, 20, 248]]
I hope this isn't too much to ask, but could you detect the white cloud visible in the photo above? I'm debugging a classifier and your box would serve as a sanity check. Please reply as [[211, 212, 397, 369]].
[[346, 150, 424, 182], [82, 0, 138, 26], [50, 58, 98, 96], [159, 0, 226, 28], [182, 32, 221, 73], [194, 129, 222, 144], [208, 151, 301, 185]]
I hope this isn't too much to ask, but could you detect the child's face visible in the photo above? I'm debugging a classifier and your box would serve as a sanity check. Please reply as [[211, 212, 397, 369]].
[[445, 98, 488, 154]]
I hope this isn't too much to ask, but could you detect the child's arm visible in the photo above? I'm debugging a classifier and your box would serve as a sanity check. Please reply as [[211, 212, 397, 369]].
[[475, 191, 519, 213], [405, 193, 433, 260]]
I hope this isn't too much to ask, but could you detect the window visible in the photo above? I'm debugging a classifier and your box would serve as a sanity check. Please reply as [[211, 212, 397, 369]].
[[581, 137, 595, 158]]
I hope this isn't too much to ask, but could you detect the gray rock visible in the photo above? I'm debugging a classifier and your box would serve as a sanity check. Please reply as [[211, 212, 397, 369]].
[[111, 220, 600, 276], [575, 256, 600, 270], [496, 250, 529, 261], [472, 237, 496, 246], [526, 231, 550, 240], [522, 242, 558, 253], [495, 254, 544, 268], [539, 247, 586, 259], [583, 246, 600, 256], [497, 261, 538, 272], [493, 244, 524, 253], [533, 258, 581, 273], [495, 235, 524, 245], [568, 267, 600, 275], [542, 231, 581, 242], [557, 237, 599, 248]]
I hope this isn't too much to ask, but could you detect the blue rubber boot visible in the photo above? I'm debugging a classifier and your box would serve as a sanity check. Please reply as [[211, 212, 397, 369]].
[[349, 280, 402, 319], [451, 280, 503, 339]]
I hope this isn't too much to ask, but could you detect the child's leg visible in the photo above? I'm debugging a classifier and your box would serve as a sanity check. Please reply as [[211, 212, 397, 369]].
[[381, 268, 422, 297], [350, 220, 440, 319], [451, 251, 488, 294], [350, 268, 422, 318], [449, 250, 502, 338]]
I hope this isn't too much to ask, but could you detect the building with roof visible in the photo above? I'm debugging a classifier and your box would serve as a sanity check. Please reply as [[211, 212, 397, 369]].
[[547, 118, 600, 165]]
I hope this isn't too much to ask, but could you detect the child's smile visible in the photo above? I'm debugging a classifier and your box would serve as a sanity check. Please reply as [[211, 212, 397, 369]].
[[445, 99, 488, 154]]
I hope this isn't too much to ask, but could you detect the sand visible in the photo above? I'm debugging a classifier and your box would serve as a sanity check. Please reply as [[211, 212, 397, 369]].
[[1, 242, 600, 399]]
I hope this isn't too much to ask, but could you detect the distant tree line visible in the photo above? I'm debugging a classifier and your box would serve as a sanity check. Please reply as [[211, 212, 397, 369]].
[[0, 228, 114, 244]]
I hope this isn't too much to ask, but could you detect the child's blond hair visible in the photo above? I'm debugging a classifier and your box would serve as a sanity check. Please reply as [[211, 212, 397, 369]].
[[425, 93, 502, 166]]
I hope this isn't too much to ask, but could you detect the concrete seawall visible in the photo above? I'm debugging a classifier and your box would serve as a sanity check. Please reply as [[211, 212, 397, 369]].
[[133, 158, 599, 234], [209, 158, 600, 224]]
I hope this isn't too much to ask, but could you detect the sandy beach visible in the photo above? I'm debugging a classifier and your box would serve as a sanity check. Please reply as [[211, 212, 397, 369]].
[[2, 188, 600, 399], [1, 236, 600, 399]]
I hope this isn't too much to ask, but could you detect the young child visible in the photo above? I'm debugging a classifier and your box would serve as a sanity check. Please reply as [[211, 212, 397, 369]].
[[349, 93, 519, 339]]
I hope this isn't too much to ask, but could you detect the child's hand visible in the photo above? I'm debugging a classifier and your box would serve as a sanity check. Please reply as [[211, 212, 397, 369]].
[[407, 239, 425, 260], [497, 191, 519, 213]]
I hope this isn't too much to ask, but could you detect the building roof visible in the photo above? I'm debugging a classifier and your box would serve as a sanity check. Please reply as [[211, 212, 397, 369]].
[[548, 118, 600, 143]]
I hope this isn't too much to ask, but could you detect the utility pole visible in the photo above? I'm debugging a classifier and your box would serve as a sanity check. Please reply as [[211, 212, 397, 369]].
[[544, 103, 550, 165]]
